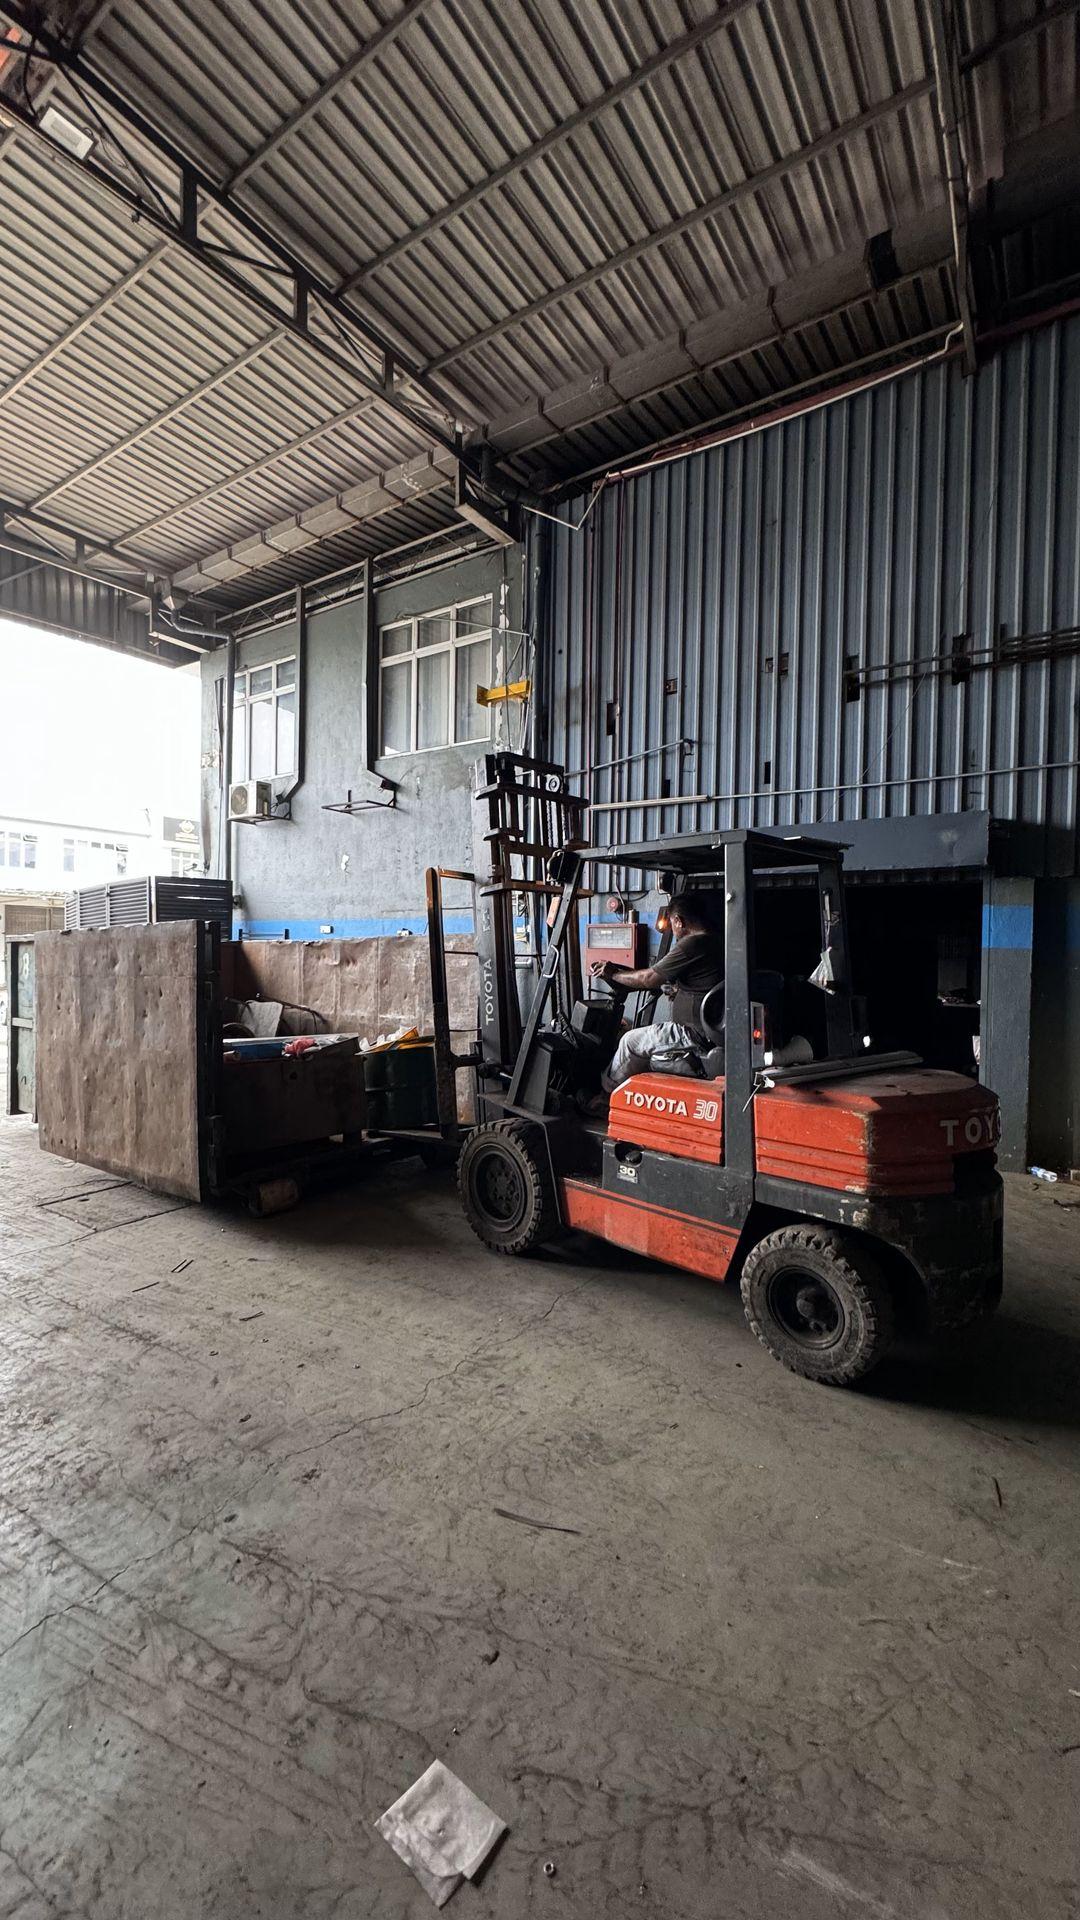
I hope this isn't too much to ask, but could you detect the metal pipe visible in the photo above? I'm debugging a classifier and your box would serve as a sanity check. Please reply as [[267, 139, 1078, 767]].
[[278, 584, 306, 802], [591, 324, 960, 491], [221, 630, 236, 885], [566, 737, 693, 780], [924, 0, 977, 373], [585, 756, 1080, 812], [360, 558, 378, 777]]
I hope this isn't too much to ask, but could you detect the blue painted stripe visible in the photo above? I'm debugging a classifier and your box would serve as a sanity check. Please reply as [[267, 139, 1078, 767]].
[[234, 912, 474, 940], [1066, 902, 1080, 953], [981, 903, 1033, 951]]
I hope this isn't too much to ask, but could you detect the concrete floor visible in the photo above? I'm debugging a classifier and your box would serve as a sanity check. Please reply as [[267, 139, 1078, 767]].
[[0, 1117, 1078, 1920]]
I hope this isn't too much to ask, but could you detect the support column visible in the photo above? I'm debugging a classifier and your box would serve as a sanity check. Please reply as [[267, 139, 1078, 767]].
[[1028, 879, 1080, 1176], [980, 875, 1034, 1171]]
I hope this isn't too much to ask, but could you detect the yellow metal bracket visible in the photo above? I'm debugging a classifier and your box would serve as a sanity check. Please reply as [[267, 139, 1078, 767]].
[[476, 677, 532, 706]]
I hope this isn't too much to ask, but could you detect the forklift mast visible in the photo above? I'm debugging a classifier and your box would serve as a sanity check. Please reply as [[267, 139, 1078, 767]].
[[469, 752, 586, 1080], [423, 754, 587, 1131]]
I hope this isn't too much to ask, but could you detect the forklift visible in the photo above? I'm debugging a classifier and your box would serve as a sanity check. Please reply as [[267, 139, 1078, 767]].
[[454, 813, 1004, 1387]]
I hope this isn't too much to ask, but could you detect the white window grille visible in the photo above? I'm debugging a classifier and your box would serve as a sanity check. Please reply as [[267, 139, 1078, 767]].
[[378, 597, 495, 756], [232, 657, 297, 780]]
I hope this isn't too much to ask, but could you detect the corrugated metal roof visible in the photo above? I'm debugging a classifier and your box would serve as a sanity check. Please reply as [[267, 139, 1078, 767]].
[[0, 0, 1075, 633]]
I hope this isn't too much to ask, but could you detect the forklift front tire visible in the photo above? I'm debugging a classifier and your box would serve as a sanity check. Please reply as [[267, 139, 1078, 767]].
[[740, 1225, 895, 1386], [458, 1120, 558, 1257]]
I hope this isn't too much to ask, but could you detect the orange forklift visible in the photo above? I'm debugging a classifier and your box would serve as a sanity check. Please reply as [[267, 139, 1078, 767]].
[[456, 821, 1003, 1386]]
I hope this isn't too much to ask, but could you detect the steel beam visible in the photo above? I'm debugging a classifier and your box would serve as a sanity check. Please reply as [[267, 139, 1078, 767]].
[[425, 79, 937, 374], [0, 240, 170, 411], [225, 0, 439, 192], [924, 0, 976, 373], [0, 530, 147, 600], [168, 444, 457, 595], [0, 6, 496, 476], [416, 0, 1071, 379], [30, 332, 281, 509], [959, 0, 1080, 71], [0, 493, 159, 582], [97, 392, 383, 554], [340, 0, 762, 292]]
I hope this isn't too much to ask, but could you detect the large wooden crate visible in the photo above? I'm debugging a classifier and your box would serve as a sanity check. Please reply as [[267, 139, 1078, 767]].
[[35, 921, 210, 1199]]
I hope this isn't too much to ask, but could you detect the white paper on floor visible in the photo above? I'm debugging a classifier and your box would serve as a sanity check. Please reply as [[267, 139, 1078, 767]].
[[376, 1759, 508, 1908]]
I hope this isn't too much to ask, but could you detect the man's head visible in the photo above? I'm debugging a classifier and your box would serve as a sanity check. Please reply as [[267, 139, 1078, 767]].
[[666, 891, 709, 940]]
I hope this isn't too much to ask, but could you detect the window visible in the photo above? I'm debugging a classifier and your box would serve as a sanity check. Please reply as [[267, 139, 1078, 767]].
[[0, 832, 37, 869], [379, 597, 494, 755], [59, 838, 127, 879], [170, 848, 199, 877], [232, 657, 296, 781]]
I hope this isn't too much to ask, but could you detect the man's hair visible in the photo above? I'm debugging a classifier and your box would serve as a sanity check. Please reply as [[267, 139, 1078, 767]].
[[666, 890, 709, 930]]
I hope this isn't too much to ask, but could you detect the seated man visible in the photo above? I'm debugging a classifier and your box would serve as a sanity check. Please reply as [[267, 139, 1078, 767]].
[[590, 891, 724, 1093]]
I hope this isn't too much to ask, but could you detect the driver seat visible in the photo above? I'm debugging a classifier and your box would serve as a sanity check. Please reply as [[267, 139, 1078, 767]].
[[646, 972, 785, 1080], [646, 979, 726, 1081]]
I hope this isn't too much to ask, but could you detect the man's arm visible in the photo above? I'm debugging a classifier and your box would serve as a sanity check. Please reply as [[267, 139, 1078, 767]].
[[592, 931, 710, 994], [591, 959, 665, 991]]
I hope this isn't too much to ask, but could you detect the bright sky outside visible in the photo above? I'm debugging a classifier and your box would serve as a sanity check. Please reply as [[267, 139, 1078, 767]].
[[0, 618, 201, 839]]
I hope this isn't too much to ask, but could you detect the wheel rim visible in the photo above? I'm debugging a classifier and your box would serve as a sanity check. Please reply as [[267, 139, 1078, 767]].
[[765, 1268, 845, 1349], [472, 1147, 528, 1231]]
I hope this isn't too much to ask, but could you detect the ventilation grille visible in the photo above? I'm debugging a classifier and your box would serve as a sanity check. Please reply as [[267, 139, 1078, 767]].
[[153, 878, 233, 925], [64, 877, 232, 933]]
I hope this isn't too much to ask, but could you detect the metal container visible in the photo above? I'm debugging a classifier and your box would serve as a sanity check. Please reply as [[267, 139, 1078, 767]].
[[364, 1042, 438, 1131]]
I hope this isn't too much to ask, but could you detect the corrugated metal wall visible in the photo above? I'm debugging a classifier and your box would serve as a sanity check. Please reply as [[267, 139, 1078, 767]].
[[542, 314, 1080, 871], [0, 551, 161, 658]]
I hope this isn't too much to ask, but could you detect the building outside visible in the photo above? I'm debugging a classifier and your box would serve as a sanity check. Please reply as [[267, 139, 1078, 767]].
[[0, 814, 202, 894], [0, 622, 203, 893]]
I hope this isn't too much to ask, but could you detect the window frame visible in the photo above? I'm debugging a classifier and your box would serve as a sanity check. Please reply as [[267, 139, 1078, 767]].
[[231, 653, 298, 782], [378, 595, 496, 758]]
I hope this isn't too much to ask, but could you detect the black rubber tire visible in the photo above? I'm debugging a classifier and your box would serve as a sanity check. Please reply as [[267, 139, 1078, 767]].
[[740, 1225, 895, 1386], [457, 1119, 558, 1256]]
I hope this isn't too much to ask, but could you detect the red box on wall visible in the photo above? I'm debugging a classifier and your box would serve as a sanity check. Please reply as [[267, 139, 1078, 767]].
[[584, 918, 647, 973]]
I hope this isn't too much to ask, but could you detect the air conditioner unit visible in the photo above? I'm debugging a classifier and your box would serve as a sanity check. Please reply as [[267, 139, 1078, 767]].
[[229, 780, 273, 823]]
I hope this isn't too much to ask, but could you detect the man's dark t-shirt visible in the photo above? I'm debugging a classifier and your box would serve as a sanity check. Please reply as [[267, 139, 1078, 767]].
[[652, 931, 724, 1034]]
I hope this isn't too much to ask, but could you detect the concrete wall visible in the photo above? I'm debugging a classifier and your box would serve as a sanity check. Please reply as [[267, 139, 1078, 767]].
[[202, 547, 523, 936]]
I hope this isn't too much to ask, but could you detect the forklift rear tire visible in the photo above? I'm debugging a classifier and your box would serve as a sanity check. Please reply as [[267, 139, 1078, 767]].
[[458, 1120, 558, 1256], [740, 1226, 895, 1386]]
